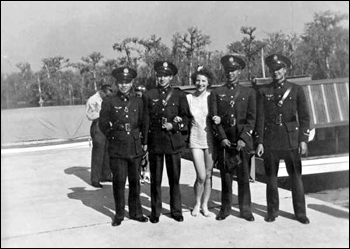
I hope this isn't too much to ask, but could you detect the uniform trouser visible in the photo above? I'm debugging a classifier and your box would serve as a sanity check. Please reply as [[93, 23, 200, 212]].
[[219, 151, 253, 217], [149, 153, 182, 218], [263, 149, 306, 218], [90, 120, 111, 183], [109, 157, 143, 220]]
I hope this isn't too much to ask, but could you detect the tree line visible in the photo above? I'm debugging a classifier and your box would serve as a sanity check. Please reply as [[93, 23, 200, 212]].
[[1, 11, 348, 109]]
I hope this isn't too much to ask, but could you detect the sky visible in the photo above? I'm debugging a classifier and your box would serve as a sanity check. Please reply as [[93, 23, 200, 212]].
[[1, 1, 349, 73]]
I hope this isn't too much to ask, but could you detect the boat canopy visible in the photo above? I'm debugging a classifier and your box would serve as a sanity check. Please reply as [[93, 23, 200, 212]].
[[176, 77, 349, 129]]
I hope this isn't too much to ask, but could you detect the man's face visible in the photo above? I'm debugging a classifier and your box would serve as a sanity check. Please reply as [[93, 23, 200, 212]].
[[101, 87, 113, 99], [270, 67, 287, 81], [135, 91, 143, 97], [226, 69, 241, 84], [157, 74, 172, 88], [117, 82, 133, 94]]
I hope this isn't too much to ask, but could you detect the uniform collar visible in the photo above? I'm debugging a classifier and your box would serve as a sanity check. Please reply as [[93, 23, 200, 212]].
[[117, 92, 130, 101], [158, 86, 171, 94], [273, 79, 287, 89], [226, 82, 239, 90]]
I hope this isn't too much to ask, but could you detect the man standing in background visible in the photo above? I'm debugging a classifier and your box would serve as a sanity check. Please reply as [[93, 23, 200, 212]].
[[85, 82, 113, 188]]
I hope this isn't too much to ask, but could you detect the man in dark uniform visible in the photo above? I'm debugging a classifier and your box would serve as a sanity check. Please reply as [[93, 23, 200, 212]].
[[210, 55, 256, 222], [256, 54, 310, 224], [99, 66, 148, 226], [142, 61, 190, 223]]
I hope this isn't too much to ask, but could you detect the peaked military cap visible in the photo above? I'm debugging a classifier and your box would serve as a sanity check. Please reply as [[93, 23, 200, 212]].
[[111, 67, 137, 83], [221, 55, 246, 72], [265, 54, 292, 71], [154, 61, 178, 76]]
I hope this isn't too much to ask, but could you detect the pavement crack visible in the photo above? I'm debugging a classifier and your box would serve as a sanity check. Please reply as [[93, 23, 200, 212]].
[[1, 222, 109, 241]]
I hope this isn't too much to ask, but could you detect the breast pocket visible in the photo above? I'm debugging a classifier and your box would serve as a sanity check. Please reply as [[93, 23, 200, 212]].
[[236, 97, 247, 118], [283, 96, 297, 114], [218, 98, 228, 115], [264, 96, 276, 115], [150, 101, 160, 115], [167, 101, 179, 116]]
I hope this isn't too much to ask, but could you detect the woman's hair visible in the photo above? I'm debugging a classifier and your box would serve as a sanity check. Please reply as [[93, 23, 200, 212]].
[[191, 66, 213, 87]]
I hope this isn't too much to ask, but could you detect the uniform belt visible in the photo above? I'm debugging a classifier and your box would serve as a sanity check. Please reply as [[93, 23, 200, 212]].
[[112, 123, 136, 131], [151, 119, 163, 124], [150, 118, 169, 130], [272, 115, 297, 125]]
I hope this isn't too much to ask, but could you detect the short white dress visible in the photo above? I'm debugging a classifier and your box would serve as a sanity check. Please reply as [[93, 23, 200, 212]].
[[186, 91, 214, 150]]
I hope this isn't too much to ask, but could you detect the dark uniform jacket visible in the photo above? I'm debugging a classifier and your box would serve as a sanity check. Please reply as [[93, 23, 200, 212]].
[[210, 84, 256, 150], [142, 87, 190, 154], [99, 92, 144, 159], [256, 80, 310, 150]]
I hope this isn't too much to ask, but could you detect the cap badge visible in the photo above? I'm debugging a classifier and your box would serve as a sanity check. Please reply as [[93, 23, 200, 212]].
[[273, 55, 278, 61], [163, 62, 168, 68], [123, 68, 129, 74], [229, 57, 234, 62]]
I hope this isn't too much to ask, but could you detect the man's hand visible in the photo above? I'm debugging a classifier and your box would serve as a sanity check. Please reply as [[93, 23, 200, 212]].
[[173, 116, 182, 123], [256, 144, 264, 157], [142, 145, 148, 152], [299, 141, 307, 155], [212, 116, 221, 125], [236, 140, 246, 151], [162, 122, 173, 131], [221, 139, 231, 148]]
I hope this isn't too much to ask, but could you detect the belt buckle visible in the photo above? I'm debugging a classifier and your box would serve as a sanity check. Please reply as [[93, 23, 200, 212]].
[[125, 123, 131, 132], [162, 117, 167, 125], [276, 114, 283, 126], [229, 117, 236, 127]]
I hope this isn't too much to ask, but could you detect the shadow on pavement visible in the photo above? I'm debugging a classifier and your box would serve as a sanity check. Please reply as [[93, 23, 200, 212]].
[[308, 204, 349, 219], [211, 169, 297, 221], [64, 166, 298, 222], [67, 187, 115, 219], [64, 166, 91, 185]]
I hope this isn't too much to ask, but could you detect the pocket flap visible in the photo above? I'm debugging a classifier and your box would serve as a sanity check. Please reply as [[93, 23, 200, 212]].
[[285, 121, 299, 132], [132, 129, 141, 140]]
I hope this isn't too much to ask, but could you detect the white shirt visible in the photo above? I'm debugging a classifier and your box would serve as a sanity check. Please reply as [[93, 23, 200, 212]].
[[85, 91, 103, 121]]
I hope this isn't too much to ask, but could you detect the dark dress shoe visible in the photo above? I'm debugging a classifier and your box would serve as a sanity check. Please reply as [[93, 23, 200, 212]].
[[172, 215, 184, 222], [91, 182, 102, 188], [149, 216, 159, 223], [131, 216, 148, 223], [296, 216, 310, 224], [242, 215, 255, 222], [264, 215, 276, 222], [112, 218, 123, 226], [216, 214, 227, 221]]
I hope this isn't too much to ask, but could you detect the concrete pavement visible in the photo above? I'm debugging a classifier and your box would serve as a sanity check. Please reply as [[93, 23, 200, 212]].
[[1, 143, 349, 248]]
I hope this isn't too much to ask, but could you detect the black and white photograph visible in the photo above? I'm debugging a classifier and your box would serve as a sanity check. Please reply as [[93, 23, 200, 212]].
[[1, 1, 349, 248]]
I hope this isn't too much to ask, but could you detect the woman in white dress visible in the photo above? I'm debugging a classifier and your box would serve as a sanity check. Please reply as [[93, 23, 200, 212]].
[[186, 66, 215, 217]]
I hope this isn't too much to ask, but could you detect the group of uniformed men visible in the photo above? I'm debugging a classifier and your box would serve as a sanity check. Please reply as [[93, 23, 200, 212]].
[[97, 53, 311, 227]]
